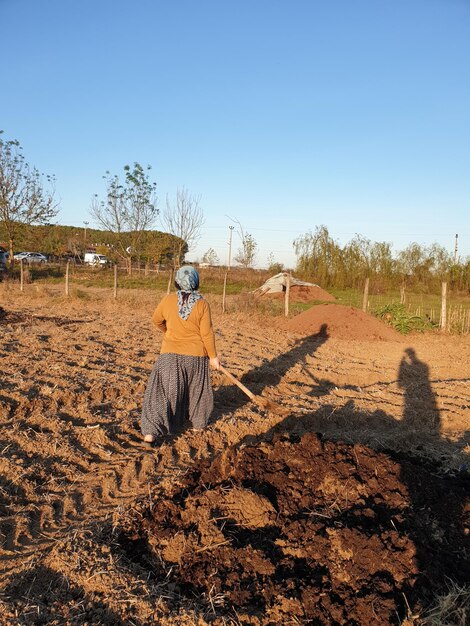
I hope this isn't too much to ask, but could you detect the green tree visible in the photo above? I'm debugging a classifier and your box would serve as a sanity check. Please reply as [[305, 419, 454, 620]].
[[0, 132, 58, 262], [370, 242, 395, 280], [342, 235, 371, 287], [140, 230, 184, 267], [396, 242, 427, 278], [267, 252, 284, 274], [91, 162, 158, 271], [426, 243, 453, 280], [293, 225, 341, 286], [235, 232, 257, 268]]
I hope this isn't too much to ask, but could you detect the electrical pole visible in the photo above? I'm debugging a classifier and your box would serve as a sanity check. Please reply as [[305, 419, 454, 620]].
[[453, 233, 459, 264], [83, 221, 89, 248]]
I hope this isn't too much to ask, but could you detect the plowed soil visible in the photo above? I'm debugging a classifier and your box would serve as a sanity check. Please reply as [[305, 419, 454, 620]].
[[0, 285, 469, 625]]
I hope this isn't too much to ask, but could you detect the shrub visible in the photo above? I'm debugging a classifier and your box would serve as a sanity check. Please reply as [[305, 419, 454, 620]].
[[375, 303, 437, 334]]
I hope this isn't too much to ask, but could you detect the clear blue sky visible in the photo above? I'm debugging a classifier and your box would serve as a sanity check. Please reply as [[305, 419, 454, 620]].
[[1, 0, 469, 267]]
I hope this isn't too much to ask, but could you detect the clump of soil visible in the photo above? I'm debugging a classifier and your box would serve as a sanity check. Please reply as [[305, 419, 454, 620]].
[[263, 284, 336, 302], [117, 432, 469, 625], [283, 303, 401, 341]]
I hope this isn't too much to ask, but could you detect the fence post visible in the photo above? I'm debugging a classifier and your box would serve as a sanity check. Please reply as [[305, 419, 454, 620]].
[[20, 260, 24, 292], [113, 264, 118, 299], [167, 268, 173, 294], [440, 281, 447, 330], [284, 273, 291, 317], [362, 277, 369, 312], [222, 270, 228, 313], [400, 284, 406, 304], [65, 261, 70, 296]]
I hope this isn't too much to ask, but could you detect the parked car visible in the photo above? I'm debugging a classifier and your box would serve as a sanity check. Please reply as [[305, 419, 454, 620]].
[[84, 253, 109, 266], [0, 250, 8, 276], [13, 252, 48, 264]]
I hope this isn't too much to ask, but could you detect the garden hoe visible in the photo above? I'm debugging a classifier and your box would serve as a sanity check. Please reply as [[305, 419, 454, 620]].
[[219, 365, 288, 415]]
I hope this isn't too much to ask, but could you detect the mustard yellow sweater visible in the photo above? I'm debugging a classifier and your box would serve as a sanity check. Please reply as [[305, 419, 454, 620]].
[[152, 293, 217, 358]]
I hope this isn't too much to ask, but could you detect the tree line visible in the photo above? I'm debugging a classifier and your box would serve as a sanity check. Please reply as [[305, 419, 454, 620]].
[[2, 132, 469, 291], [0, 221, 186, 267], [294, 226, 470, 293], [0, 132, 202, 269]]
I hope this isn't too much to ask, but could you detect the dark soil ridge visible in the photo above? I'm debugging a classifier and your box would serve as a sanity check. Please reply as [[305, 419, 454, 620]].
[[118, 432, 470, 626]]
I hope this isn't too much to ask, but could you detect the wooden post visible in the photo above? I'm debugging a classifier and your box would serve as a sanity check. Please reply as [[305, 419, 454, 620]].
[[144, 261, 149, 277], [400, 284, 405, 304], [284, 273, 291, 317], [20, 260, 24, 292], [222, 271, 228, 313], [167, 268, 173, 294], [440, 281, 447, 330], [113, 264, 118, 299], [65, 261, 70, 296], [362, 277, 369, 312]]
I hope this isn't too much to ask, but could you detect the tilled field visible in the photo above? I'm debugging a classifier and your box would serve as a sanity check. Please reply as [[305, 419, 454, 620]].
[[0, 285, 469, 625]]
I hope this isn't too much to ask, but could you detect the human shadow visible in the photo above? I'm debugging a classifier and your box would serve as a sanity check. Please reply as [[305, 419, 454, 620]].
[[396, 347, 469, 614], [212, 324, 329, 422], [398, 347, 441, 434], [234, 345, 469, 621]]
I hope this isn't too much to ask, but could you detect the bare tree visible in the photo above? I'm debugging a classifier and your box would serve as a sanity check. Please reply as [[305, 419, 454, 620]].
[[162, 187, 204, 267], [0, 132, 58, 262], [202, 247, 219, 265], [91, 162, 157, 271], [232, 219, 257, 268]]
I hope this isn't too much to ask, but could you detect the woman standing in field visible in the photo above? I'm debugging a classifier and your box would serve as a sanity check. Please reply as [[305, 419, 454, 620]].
[[141, 265, 220, 446]]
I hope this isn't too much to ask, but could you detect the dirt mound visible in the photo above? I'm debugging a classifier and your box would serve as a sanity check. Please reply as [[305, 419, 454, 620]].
[[263, 284, 336, 302], [118, 432, 469, 625], [283, 303, 401, 341]]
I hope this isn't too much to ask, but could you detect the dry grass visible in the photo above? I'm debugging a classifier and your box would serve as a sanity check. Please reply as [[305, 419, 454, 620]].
[[420, 583, 469, 626]]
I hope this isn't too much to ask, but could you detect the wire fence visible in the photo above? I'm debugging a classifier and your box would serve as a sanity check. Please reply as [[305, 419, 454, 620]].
[[3, 261, 470, 334]]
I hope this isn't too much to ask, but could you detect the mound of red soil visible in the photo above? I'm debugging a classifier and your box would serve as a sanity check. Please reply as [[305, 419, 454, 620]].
[[283, 303, 401, 341], [118, 433, 469, 625], [264, 285, 336, 302]]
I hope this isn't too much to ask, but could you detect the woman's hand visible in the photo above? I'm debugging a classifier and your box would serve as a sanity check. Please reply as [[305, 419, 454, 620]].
[[210, 356, 221, 370]]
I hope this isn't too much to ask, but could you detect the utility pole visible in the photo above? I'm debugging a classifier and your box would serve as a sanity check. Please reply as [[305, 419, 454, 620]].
[[222, 225, 235, 314], [228, 225, 234, 270], [453, 233, 459, 264], [83, 221, 89, 249]]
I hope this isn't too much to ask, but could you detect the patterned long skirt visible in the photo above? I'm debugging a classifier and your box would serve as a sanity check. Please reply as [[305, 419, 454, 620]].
[[141, 353, 214, 437]]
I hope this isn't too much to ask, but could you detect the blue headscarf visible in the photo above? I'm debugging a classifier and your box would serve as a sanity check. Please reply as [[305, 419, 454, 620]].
[[175, 265, 202, 320]]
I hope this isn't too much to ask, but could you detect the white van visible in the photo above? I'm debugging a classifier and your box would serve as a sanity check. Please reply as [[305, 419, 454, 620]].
[[84, 253, 109, 266]]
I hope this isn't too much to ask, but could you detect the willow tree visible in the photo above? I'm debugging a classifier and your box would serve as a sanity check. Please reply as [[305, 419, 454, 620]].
[[341, 235, 372, 288], [293, 225, 341, 286], [0, 132, 58, 262]]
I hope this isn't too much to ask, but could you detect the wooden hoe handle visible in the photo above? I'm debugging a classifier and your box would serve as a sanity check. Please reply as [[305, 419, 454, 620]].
[[219, 365, 256, 401]]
